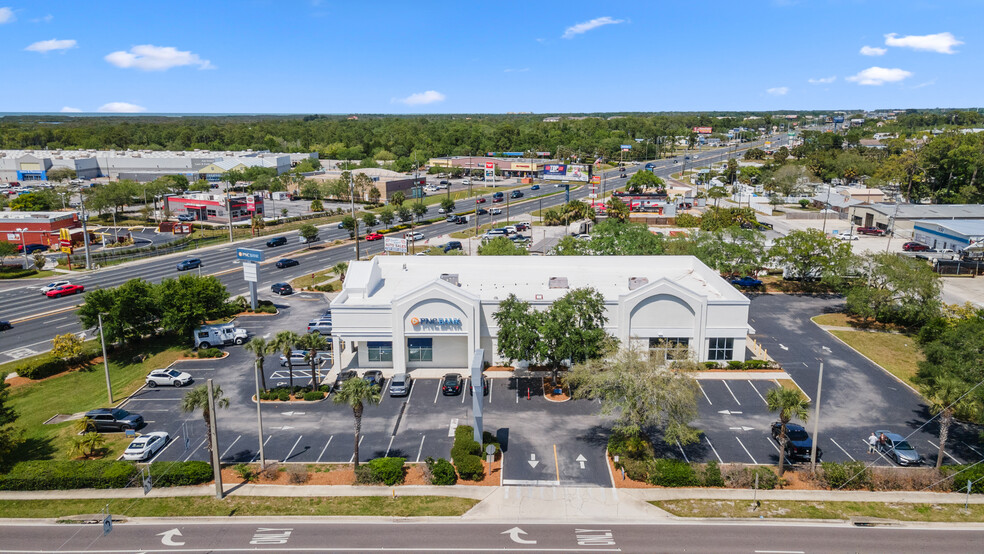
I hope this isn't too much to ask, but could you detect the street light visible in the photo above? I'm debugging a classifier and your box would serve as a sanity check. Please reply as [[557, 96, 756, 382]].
[[97, 313, 113, 404], [254, 359, 266, 469], [809, 346, 831, 472], [15, 227, 29, 269]]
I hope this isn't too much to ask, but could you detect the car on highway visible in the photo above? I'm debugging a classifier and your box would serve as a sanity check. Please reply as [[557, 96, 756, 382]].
[[177, 214, 196, 222], [83, 408, 144, 432], [389, 373, 412, 397], [362, 370, 384, 388], [876, 430, 921, 466], [275, 258, 299, 269], [334, 370, 358, 390], [531, 184, 540, 190], [903, 242, 930, 252], [365, 232, 384, 241], [337, 222, 346, 229], [856, 227, 886, 236], [838, 233, 859, 241], [176, 258, 202, 271], [405, 231, 424, 241], [437, 207, 447, 214], [443, 241, 462, 253], [271, 282, 293, 295], [491, 196, 504, 203], [266, 236, 287, 247], [123, 431, 170, 461], [510, 190, 524, 199], [771, 422, 820, 461], [729, 276, 763, 288], [475, 197, 486, 204], [145, 368, 193, 388], [0, 321, 12, 331], [441, 373, 463, 395], [45, 284, 84, 298], [476, 208, 488, 215], [40, 280, 72, 295], [490, 208, 502, 215]]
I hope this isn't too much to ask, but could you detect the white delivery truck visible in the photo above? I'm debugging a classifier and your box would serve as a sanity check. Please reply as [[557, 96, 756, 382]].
[[193, 323, 249, 349]]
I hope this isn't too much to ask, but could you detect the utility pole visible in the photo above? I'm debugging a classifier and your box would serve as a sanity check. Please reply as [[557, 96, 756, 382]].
[[225, 191, 234, 243], [350, 173, 360, 261], [809, 358, 825, 472], [206, 379, 223, 499], [80, 193, 92, 270], [98, 313, 113, 404], [254, 360, 266, 469]]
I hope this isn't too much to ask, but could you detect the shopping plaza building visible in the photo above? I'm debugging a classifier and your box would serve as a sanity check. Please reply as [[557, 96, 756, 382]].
[[329, 256, 752, 373]]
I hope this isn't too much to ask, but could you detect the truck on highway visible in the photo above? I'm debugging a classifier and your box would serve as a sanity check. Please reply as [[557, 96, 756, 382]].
[[193, 323, 248, 349]]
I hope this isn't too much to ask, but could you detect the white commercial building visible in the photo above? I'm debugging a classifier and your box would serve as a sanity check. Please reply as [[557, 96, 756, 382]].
[[329, 256, 752, 373]]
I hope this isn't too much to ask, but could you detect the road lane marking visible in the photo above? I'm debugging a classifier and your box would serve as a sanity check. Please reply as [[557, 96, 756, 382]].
[[317, 436, 333, 463], [676, 440, 689, 463], [766, 438, 781, 453], [829, 438, 855, 461], [704, 436, 723, 463], [927, 440, 963, 464], [748, 381, 767, 404], [348, 435, 364, 463], [220, 435, 241, 460], [735, 437, 757, 464], [283, 434, 303, 462], [55, 322, 78, 329], [722, 381, 740, 405], [416, 435, 426, 463], [697, 382, 711, 405]]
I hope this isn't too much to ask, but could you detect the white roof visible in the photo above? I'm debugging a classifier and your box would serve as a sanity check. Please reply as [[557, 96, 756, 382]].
[[336, 255, 748, 306]]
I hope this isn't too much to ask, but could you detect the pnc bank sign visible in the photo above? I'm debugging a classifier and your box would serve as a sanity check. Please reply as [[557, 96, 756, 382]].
[[410, 316, 462, 327]]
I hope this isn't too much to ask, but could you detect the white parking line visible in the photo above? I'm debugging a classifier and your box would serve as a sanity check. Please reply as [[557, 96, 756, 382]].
[[348, 435, 364, 463], [220, 435, 241, 460], [697, 382, 711, 405], [766, 437, 781, 454], [963, 441, 984, 457], [184, 438, 207, 462], [284, 435, 303, 462], [148, 435, 178, 463], [676, 440, 689, 463], [317, 436, 333, 463], [384, 436, 395, 457], [704, 436, 722, 463], [722, 381, 741, 405], [416, 435, 426, 463], [748, 381, 767, 404], [928, 440, 964, 464], [488, 378, 493, 404], [829, 438, 856, 461], [433, 380, 442, 404], [735, 436, 757, 464], [250, 435, 273, 463]]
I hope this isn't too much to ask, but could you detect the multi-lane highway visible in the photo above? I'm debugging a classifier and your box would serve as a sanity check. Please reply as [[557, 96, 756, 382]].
[[0, 137, 783, 363]]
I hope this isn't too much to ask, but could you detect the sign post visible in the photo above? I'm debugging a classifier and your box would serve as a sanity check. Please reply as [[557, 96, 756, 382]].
[[237, 248, 263, 311], [471, 349, 485, 445]]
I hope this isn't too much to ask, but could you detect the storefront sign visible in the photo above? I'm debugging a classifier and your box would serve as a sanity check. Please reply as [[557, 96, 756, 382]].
[[410, 317, 462, 327]]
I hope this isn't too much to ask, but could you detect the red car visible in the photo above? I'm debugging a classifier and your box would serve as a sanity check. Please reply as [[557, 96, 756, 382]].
[[491, 197, 504, 203], [46, 284, 85, 298], [902, 242, 930, 252], [475, 197, 486, 204], [857, 227, 886, 236], [365, 232, 384, 241]]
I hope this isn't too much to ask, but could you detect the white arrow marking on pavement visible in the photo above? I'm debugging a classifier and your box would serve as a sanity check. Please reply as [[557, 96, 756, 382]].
[[779, 344, 789, 350], [528, 454, 539, 468], [277, 425, 294, 431], [729, 426, 755, 431], [502, 527, 537, 545], [576, 454, 586, 469], [717, 410, 743, 415], [157, 529, 185, 546], [280, 411, 306, 416]]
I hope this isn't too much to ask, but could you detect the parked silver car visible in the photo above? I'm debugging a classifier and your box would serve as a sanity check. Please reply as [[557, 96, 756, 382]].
[[389, 373, 412, 397], [876, 430, 921, 466]]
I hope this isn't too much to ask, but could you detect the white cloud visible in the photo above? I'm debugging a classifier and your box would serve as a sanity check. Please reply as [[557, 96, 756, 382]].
[[97, 102, 146, 113], [25, 39, 77, 53], [30, 14, 53, 23], [60, 106, 82, 113], [562, 16, 624, 39], [105, 45, 214, 71], [0, 7, 14, 23], [884, 32, 962, 54], [846, 66, 913, 86], [766, 86, 789, 96], [859, 45, 886, 56], [808, 76, 836, 84], [394, 90, 446, 106], [913, 79, 936, 89]]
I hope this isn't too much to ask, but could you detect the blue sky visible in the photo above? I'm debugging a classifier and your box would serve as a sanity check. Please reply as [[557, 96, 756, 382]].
[[0, 0, 980, 114]]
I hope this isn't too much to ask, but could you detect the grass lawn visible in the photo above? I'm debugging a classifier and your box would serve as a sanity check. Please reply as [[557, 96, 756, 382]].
[[812, 312, 903, 332], [829, 330, 924, 389], [0, 496, 478, 518], [652, 499, 984, 523], [290, 267, 341, 289], [3, 336, 187, 463], [450, 221, 520, 239]]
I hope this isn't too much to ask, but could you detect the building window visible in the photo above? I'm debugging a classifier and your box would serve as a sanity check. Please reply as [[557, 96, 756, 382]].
[[648, 338, 690, 360], [366, 341, 393, 362], [206, 209, 217, 217], [708, 338, 734, 361], [407, 338, 433, 362]]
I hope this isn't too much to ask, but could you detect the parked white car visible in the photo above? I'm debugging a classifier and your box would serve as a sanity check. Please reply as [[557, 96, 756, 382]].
[[145, 368, 193, 388], [40, 281, 71, 295], [123, 432, 170, 461], [838, 233, 859, 241]]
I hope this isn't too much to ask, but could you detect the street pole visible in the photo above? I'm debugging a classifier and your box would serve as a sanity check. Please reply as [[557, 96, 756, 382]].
[[350, 174, 360, 261], [254, 360, 266, 469], [17, 228, 28, 270], [98, 313, 113, 404], [80, 196, 92, 270], [206, 379, 224, 499], [810, 360, 824, 472], [112, 210, 118, 242], [226, 192, 234, 243]]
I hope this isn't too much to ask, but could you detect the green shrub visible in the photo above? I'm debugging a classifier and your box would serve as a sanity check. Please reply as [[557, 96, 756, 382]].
[[277, 390, 290, 401], [744, 359, 769, 369], [943, 465, 984, 494], [704, 361, 720, 369], [0, 460, 138, 490], [482, 431, 501, 456], [318, 384, 332, 393], [676, 213, 701, 228], [197, 347, 223, 359], [646, 459, 699, 487], [454, 454, 485, 481], [426, 457, 457, 485], [147, 461, 213, 486], [368, 457, 406, 486], [354, 464, 378, 484], [0, 267, 39, 279], [727, 361, 744, 369], [607, 429, 654, 460], [617, 458, 651, 482], [820, 461, 872, 490], [723, 465, 780, 490], [303, 391, 323, 401], [16, 356, 68, 380], [454, 425, 474, 442], [234, 463, 257, 482], [697, 461, 725, 487]]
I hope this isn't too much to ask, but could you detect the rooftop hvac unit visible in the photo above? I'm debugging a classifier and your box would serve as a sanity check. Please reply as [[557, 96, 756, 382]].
[[628, 277, 649, 290], [440, 273, 460, 286], [548, 277, 569, 289]]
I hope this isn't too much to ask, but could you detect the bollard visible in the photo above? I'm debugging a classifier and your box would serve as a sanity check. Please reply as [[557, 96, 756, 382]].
[[527, 387, 530, 400]]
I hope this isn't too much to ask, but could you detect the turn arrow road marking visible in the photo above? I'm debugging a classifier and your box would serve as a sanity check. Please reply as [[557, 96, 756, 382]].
[[729, 426, 755, 431], [528, 454, 539, 468], [157, 528, 185, 546], [717, 410, 743, 415], [576, 454, 586, 469], [502, 527, 536, 545]]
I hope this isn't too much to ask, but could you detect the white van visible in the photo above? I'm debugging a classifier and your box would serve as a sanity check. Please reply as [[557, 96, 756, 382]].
[[193, 323, 248, 349]]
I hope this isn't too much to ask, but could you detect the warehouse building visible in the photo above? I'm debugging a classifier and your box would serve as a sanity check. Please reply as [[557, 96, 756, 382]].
[[328, 256, 752, 373], [912, 219, 984, 252], [851, 203, 984, 238], [163, 192, 264, 223]]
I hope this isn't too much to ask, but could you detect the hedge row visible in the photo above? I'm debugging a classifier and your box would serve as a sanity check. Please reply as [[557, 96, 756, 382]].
[[703, 359, 775, 370], [0, 460, 211, 490], [8, 341, 103, 380], [354, 457, 406, 486]]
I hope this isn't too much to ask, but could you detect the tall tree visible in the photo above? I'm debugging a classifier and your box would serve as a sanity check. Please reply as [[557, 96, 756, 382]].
[[766, 387, 810, 476], [296, 333, 329, 389], [390, 191, 406, 207], [181, 384, 230, 470], [768, 228, 851, 283], [332, 377, 381, 468], [412, 202, 428, 222], [78, 278, 162, 344], [272, 331, 301, 391], [361, 212, 377, 232], [157, 275, 229, 339], [378, 206, 395, 228], [477, 236, 528, 256], [244, 337, 272, 391], [846, 252, 942, 328], [920, 376, 974, 469]]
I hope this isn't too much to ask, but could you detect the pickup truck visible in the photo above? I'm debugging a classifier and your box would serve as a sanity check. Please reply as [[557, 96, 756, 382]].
[[856, 227, 886, 236]]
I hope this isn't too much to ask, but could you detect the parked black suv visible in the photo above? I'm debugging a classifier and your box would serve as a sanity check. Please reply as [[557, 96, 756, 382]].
[[510, 190, 524, 199], [334, 370, 358, 391], [83, 408, 144, 432]]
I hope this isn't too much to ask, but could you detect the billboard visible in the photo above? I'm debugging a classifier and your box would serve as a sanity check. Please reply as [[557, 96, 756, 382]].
[[620, 145, 632, 151], [542, 163, 590, 182], [384, 237, 408, 253], [692, 127, 713, 134]]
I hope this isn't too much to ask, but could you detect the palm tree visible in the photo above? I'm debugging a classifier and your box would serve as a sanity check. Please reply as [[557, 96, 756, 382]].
[[70, 432, 105, 459], [181, 384, 230, 467], [74, 416, 95, 434], [766, 387, 810, 476], [331, 262, 348, 283], [244, 337, 271, 391], [921, 376, 974, 469], [296, 333, 329, 389], [332, 377, 381, 468], [272, 330, 301, 392]]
